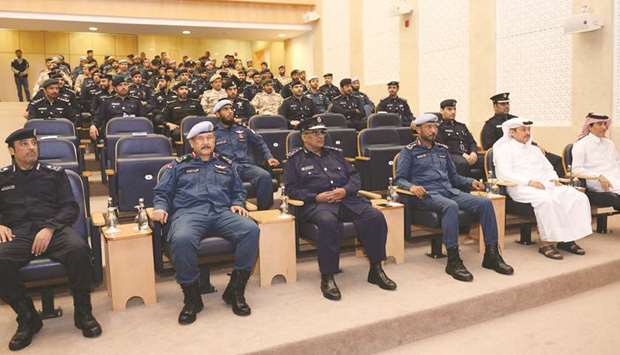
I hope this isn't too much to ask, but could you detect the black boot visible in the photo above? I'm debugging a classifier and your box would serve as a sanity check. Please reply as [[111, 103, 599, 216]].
[[367, 262, 397, 290], [222, 270, 251, 316], [445, 247, 474, 282], [178, 281, 204, 325], [73, 290, 102, 338], [7, 296, 43, 351], [482, 244, 514, 275], [320, 274, 341, 301]]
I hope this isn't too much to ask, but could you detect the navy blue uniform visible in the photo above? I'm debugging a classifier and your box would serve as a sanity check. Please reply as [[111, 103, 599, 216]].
[[285, 146, 387, 274], [215, 123, 274, 210], [436, 119, 484, 178], [306, 90, 330, 113], [278, 95, 318, 128], [376, 96, 415, 127], [227, 97, 255, 123], [319, 83, 340, 101], [329, 94, 366, 131], [242, 84, 261, 102], [27, 96, 78, 122], [394, 140, 498, 249], [93, 94, 145, 133], [153, 153, 259, 285]]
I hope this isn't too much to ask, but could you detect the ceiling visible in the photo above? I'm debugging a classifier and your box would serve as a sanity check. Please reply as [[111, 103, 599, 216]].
[[0, 11, 312, 40]]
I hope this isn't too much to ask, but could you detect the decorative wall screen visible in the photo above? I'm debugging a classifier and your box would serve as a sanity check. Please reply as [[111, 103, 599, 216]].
[[363, 0, 400, 86]]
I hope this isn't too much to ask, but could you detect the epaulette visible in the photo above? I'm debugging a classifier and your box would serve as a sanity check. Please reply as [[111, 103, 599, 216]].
[[406, 142, 418, 150], [0, 165, 11, 173], [435, 142, 449, 149], [64, 87, 76, 94], [30, 97, 45, 104], [58, 97, 70, 103], [128, 95, 141, 100], [324, 145, 342, 152], [287, 147, 303, 158], [216, 154, 233, 165], [175, 154, 193, 163], [41, 163, 63, 172]]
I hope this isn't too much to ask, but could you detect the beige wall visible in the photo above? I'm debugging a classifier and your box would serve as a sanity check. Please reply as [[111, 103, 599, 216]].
[[138, 35, 253, 64]]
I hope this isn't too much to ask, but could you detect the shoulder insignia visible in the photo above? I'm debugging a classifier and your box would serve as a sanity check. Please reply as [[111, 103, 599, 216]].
[[42, 164, 63, 172], [129, 95, 141, 100], [324, 145, 342, 152], [0, 165, 10, 173], [287, 147, 303, 158], [176, 154, 192, 163], [215, 153, 233, 165], [31, 97, 45, 104], [435, 142, 449, 149]]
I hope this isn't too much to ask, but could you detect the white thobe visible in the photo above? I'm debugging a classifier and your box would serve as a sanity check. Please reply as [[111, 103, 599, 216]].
[[494, 139, 591, 242], [572, 133, 620, 193]]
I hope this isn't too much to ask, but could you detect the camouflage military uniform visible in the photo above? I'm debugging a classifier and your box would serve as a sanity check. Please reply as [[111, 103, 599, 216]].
[[250, 91, 283, 115], [200, 88, 227, 114]]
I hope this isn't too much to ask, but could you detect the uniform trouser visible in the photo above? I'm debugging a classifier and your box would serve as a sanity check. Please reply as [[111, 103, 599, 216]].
[[586, 191, 620, 211], [0, 225, 92, 303], [237, 164, 273, 210], [304, 204, 387, 274], [168, 210, 260, 285], [346, 119, 366, 131], [407, 191, 498, 249], [170, 127, 181, 142], [450, 154, 485, 179], [14, 76, 30, 102]]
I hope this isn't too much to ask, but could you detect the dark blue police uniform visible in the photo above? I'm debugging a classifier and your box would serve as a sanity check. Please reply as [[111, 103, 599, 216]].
[[285, 145, 387, 274], [153, 153, 259, 285], [394, 139, 498, 249], [215, 123, 275, 210]]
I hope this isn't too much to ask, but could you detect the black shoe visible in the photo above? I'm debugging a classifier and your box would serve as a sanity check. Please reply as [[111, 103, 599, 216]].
[[482, 244, 514, 275], [7, 296, 43, 351], [72, 290, 102, 338], [222, 270, 251, 316], [367, 262, 397, 290], [320, 274, 342, 301], [557, 241, 586, 255], [178, 281, 204, 325], [445, 247, 474, 282]]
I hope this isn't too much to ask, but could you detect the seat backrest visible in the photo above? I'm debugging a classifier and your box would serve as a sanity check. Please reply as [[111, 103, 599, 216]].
[[484, 148, 494, 179], [286, 131, 335, 155], [562, 143, 573, 175], [25, 118, 76, 137], [116, 135, 172, 159], [38, 137, 77, 163], [65, 169, 89, 238], [181, 115, 219, 141], [106, 117, 153, 136], [314, 113, 347, 127], [248, 115, 288, 130], [358, 127, 400, 156], [367, 113, 401, 128]]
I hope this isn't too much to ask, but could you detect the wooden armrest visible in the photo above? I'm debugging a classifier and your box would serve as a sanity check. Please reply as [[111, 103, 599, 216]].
[[345, 157, 355, 163], [496, 180, 517, 187], [81, 171, 92, 178], [96, 143, 104, 148], [358, 190, 382, 199], [355, 156, 370, 161], [288, 198, 305, 207], [396, 188, 414, 196], [245, 201, 258, 211], [92, 212, 106, 227], [146, 207, 154, 219], [105, 169, 115, 176], [556, 178, 571, 184], [271, 167, 284, 173], [175, 140, 183, 145], [574, 174, 599, 180]]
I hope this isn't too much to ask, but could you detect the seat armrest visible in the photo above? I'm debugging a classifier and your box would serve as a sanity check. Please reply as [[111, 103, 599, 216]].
[[92, 212, 106, 227], [358, 190, 382, 199], [395, 188, 414, 196], [355, 156, 370, 161], [288, 198, 304, 207], [245, 201, 258, 211]]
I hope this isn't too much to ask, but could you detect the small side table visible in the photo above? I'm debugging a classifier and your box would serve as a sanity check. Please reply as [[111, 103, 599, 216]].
[[102, 223, 157, 311], [372, 199, 405, 264], [249, 210, 297, 288], [469, 192, 506, 253]]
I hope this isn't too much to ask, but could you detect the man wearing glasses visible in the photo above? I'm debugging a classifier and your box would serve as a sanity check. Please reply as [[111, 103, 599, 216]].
[[284, 117, 397, 301]]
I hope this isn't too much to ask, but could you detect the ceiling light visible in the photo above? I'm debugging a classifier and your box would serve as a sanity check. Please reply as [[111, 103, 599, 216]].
[[277, 33, 286, 38], [89, 27, 98, 31], [182, 30, 191, 35]]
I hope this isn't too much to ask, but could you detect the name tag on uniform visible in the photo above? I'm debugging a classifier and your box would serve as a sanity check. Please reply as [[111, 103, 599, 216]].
[[301, 165, 315, 171], [214, 164, 229, 174], [1, 184, 15, 191], [184, 168, 200, 174], [216, 139, 227, 145], [416, 154, 428, 159], [438, 154, 447, 159]]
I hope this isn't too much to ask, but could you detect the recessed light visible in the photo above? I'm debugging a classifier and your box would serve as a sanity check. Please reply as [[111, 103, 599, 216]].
[[89, 27, 98, 31], [277, 33, 286, 38], [182, 30, 191, 35]]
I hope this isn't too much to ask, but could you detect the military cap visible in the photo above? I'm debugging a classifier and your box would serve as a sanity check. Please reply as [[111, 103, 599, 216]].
[[291, 80, 304, 88], [290, 69, 300, 76], [156, 75, 170, 82], [213, 99, 233, 114], [261, 79, 273, 87], [440, 99, 457, 109], [5, 128, 36, 145], [112, 76, 128, 86], [351, 77, 360, 83], [209, 74, 222, 83], [130, 69, 142, 77], [278, 65, 286, 69], [118, 59, 129, 64], [49, 71, 63, 79], [387, 81, 399, 87], [222, 80, 237, 90], [299, 116, 327, 132], [186, 121, 215, 139], [101, 74, 114, 81], [308, 75, 319, 82], [339, 78, 352, 87], [41, 78, 60, 88], [414, 113, 439, 126], [490, 92, 510, 103], [323, 73, 333, 78], [172, 81, 189, 91]]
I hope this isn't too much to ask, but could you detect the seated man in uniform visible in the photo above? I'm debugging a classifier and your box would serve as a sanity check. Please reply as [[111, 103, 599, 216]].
[[159, 81, 205, 141], [572, 113, 620, 210], [435, 99, 484, 178], [493, 118, 591, 259], [214, 100, 279, 210], [395, 114, 514, 282], [152, 121, 260, 324], [26, 78, 77, 121], [0, 128, 101, 351], [285, 117, 397, 301]]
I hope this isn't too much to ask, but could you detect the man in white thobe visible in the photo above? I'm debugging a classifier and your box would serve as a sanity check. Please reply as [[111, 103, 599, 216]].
[[572, 113, 620, 210], [493, 118, 591, 259]]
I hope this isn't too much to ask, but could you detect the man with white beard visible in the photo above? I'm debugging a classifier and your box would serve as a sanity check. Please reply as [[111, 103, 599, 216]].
[[572, 113, 620, 211], [493, 118, 592, 260]]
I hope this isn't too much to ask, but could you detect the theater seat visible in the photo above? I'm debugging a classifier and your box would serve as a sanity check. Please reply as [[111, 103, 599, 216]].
[[248, 114, 292, 162], [356, 127, 405, 191]]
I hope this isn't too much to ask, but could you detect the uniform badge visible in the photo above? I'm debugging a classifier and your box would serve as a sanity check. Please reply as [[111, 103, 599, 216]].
[[301, 165, 315, 171], [416, 153, 428, 159], [1, 185, 15, 191], [214, 164, 229, 174], [184, 168, 200, 174], [216, 139, 227, 145]]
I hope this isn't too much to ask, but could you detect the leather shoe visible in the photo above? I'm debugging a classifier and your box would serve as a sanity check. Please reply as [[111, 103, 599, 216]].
[[320, 274, 341, 301], [557, 242, 585, 255], [178, 282, 204, 325], [482, 244, 514, 275], [367, 262, 397, 290], [446, 247, 474, 282], [8, 297, 43, 351]]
